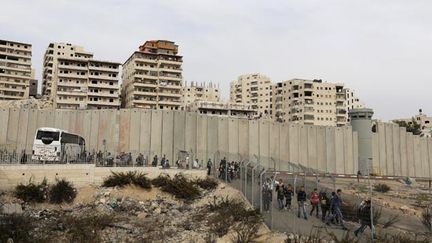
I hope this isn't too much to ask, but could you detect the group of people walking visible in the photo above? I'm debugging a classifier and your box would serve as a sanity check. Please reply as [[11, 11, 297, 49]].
[[263, 178, 376, 238]]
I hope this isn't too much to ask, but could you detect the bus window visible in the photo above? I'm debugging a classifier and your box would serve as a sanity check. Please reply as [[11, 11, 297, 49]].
[[36, 131, 60, 144]]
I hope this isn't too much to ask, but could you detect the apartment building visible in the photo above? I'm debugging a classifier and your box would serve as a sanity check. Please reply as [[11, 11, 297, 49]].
[[230, 73, 272, 118], [0, 39, 33, 100], [344, 88, 365, 122], [182, 81, 220, 110], [188, 101, 256, 119], [272, 79, 347, 126], [42, 43, 120, 109], [122, 40, 183, 110]]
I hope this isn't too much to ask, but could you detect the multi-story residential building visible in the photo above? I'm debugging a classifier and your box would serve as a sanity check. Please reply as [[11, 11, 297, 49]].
[[182, 81, 220, 110], [344, 88, 365, 122], [188, 101, 256, 119], [122, 40, 183, 110], [393, 109, 432, 137], [0, 39, 32, 100], [230, 73, 272, 118], [42, 43, 120, 109], [272, 79, 347, 126]]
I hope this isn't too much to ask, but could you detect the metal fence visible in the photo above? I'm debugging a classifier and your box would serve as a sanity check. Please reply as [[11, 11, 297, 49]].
[[211, 156, 432, 242]]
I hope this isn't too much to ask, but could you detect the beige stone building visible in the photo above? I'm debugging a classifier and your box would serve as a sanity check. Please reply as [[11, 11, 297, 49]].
[[0, 39, 33, 100], [42, 43, 120, 109], [188, 101, 256, 119], [393, 109, 432, 137], [230, 73, 272, 118], [344, 88, 365, 122], [122, 40, 183, 110], [182, 81, 220, 110], [272, 79, 347, 126]]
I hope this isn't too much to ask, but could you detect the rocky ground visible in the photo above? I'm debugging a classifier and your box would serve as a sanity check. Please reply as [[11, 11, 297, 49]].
[[0, 177, 283, 243]]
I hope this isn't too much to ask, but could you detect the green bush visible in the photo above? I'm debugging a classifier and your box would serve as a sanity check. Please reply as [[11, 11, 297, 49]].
[[373, 183, 391, 193], [194, 177, 219, 190], [102, 171, 151, 189], [14, 178, 48, 203], [49, 179, 77, 204]]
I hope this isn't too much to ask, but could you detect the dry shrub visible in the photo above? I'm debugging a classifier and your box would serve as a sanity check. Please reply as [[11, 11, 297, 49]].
[[14, 178, 48, 203], [61, 214, 113, 243], [373, 183, 391, 193], [153, 173, 201, 201], [49, 178, 77, 204], [194, 177, 219, 190], [422, 206, 432, 232], [0, 214, 34, 243], [102, 171, 151, 189]]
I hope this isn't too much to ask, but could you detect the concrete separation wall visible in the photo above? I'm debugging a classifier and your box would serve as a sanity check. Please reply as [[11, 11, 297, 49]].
[[373, 122, 432, 177], [1, 108, 431, 177]]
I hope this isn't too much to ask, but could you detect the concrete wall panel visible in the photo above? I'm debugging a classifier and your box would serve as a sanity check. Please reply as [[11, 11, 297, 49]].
[[399, 128, 407, 176], [377, 123, 387, 175], [413, 136, 422, 177], [129, 110, 141, 154], [150, 110, 162, 158], [6, 109, 20, 148], [238, 119, 249, 159], [139, 110, 152, 156], [206, 116, 218, 160], [344, 127, 354, 175], [259, 121, 270, 168], [217, 117, 229, 159], [161, 111, 174, 163], [279, 123, 289, 170], [307, 126, 317, 171], [196, 115, 208, 161], [0, 109, 9, 146], [228, 118, 239, 162], [173, 111, 186, 158], [270, 122, 280, 170], [326, 127, 336, 173], [385, 124, 394, 175], [248, 121, 259, 161], [392, 125, 401, 176], [81, 111, 92, 151], [89, 110, 100, 151], [353, 132, 359, 174], [316, 127, 327, 172], [406, 133, 415, 177], [289, 124, 299, 166], [372, 133, 380, 173], [185, 112, 197, 160], [428, 139, 432, 178], [334, 128, 345, 174], [118, 110, 130, 153], [420, 138, 428, 178], [16, 109, 29, 152], [299, 125, 308, 167]]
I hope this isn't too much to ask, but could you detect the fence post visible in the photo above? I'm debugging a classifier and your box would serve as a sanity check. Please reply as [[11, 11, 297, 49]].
[[259, 169, 267, 213], [244, 161, 252, 195]]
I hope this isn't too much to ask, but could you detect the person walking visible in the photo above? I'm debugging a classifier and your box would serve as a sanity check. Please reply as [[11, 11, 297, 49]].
[[354, 199, 377, 239], [297, 186, 308, 220], [262, 178, 273, 212], [283, 184, 294, 210], [152, 155, 158, 167], [309, 188, 320, 218], [206, 158, 212, 175], [332, 189, 348, 230], [319, 191, 330, 222], [276, 184, 285, 210]]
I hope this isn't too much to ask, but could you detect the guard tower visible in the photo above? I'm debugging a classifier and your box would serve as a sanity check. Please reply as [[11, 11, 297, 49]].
[[349, 108, 374, 175]]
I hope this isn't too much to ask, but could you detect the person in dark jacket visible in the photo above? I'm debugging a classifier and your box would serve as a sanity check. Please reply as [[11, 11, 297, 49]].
[[284, 184, 294, 210], [319, 191, 330, 222], [354, 199, 376, 238], [297, 186, 308, 220]]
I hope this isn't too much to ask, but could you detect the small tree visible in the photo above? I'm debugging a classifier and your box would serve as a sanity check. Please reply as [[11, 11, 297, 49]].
[[394, 119, 421, 135]]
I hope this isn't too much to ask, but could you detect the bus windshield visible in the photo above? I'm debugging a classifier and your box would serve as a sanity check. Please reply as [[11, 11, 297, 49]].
[[36, 131, 60, 141]]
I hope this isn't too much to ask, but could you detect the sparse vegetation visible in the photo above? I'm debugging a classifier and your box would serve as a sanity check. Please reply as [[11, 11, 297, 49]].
[[49, 178, 77, 204], [61, 214, 114, 243], [0, 214, 34, 243], [153, 174, 201, 201], [102, 171, 152, 189], [194, 177, 219, 190], [206, 196, 262, 242], [373, 183, 391, 193], [14, 178, 48, 203], [414, 193, 432, 208], [383, 214, 400, 228], [421, 206, 432, 232]]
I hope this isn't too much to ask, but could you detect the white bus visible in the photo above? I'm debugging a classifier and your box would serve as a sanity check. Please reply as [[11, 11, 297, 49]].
[[32, 127, 86, 162]]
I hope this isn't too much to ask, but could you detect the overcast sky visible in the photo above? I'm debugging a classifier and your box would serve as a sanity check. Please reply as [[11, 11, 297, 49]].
[[1, 0, 431, 120]]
